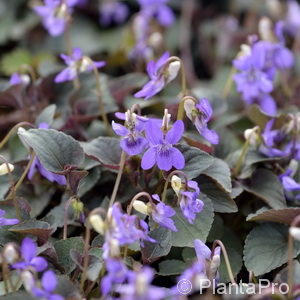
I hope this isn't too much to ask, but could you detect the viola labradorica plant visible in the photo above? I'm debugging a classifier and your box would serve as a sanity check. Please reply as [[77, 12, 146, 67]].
[[2, 1, 300, 299]]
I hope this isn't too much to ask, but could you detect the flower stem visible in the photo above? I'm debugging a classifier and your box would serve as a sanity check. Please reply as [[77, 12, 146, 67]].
[[165, 56, 188, 121], [287, 215, 300, 298], [109, 151, 126, 208], [6, 152, 35, 219], [177, 62, 188, 121], [81, 225, 91, 292], [93, 67, 112, 136], [211, 240, 236, 285], [232, 139, 249, 177], [222, 67, 236, 99], [13, 152, 35, 194], [0, 122, 34, 150], [63, 196, 77, 240]]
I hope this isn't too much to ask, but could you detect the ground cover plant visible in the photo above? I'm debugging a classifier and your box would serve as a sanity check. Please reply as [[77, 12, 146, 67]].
[[1, 0, 300, 299]]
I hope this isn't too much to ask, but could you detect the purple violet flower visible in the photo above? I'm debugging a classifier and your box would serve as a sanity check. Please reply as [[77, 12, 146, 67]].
[[172, 176, 204, 224], [141, 120, 185, 171], [151, 194, 177, 231], [117, 266, 171, 300], [177, 239, 221, 294], [134, 52, 180, 100], [32, 270, 64, 300], [33, 0, 78, 36], [12, 237, 48, 272], [138, 0, 175, 27], [101, 258, 128, 296], [100, 1, 129, 26], [28, 123, 66, 185], [112, 110, 148, 156], [279, 169, 300, 201], [109, 203, 155, 246], [0, 209, 19, 226], [55, 48, 106, 83], [184, 98, 219, 144]]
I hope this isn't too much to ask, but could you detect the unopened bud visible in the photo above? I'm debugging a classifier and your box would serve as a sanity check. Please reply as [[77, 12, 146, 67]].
[[167, 61, 180, 83], [136, 272, 149, 295], [57, 3, 68, 18], [3, 243, 19, 264], [290, 227, 300, 241], [0, 163, 14, 176], [148, 32, 163, 48], [184, 99, 196, 121], [210, 247, 221, 275], [89, 214, 105, 235], [171, 175, 182, 196], [162, 108, 171, 132], [20, 74, 31, 85], [80, 56, 92, 72], [21, 270, 35, 292], [259, 17, 274, 41], [244, 126, 260, 147], [133, 200, 149, 215], [109, 238, 120, 257]]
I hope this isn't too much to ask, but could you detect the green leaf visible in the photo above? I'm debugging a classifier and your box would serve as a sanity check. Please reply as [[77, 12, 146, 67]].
[[81, 137, 122, 170], [54, 237, 85, 274], [207, 215, 224, 242], [18, 128, 84, 173], [178, 144, 214, 180], [158, 259, 187, 276], [35, 104, 57, 126], [141, 227, 172, 263], [244, 223, 300, 276], [247, 207, 300, 225], [171, 197, 214, 247], [0, 49, 31, 75], [9, 219, 52, 244], [242, 168, 286, 209], [202, 158, 232, 193], [199, 177, 238, 213], [55, 275, 82, 299]]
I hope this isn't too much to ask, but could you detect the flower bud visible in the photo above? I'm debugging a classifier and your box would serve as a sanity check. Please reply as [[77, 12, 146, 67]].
[[3, 243, 19, 264], [136, 272, 149, 295], [133, 200, 149, 215], [20, 74, 31, 85], [21, 270, 35, 292], [258, 17, 274, 41], [290, 227, 300, 241], [171, 175, 182, 196], [0, 163, 14, 176], [57, 3, 68, 18], [244, 126, 260, 147], [80, 56, 92, 72], [148, 32, 163, 49], [109, 238, 120, 257], [89, 214, 105, 235], [210, 246, 221, 276], [166, 61, 180, 83], [162, 109, 171, 132]]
